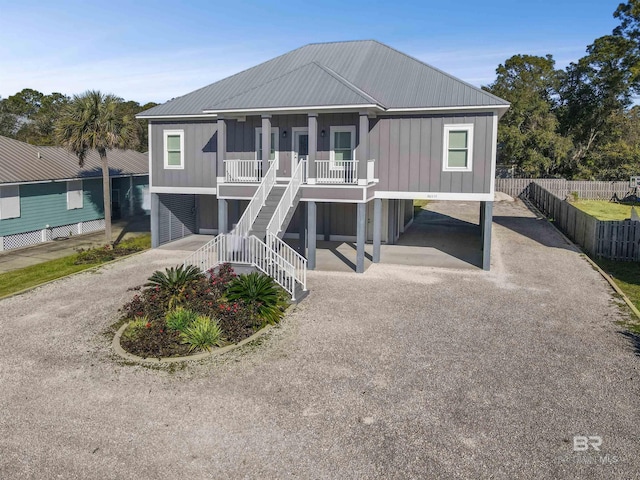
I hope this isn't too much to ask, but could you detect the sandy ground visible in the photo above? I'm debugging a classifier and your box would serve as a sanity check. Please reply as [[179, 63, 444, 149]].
[[0, 200, 638, 479]]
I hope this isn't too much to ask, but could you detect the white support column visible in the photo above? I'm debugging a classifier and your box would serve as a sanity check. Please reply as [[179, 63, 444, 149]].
[[261, 115, 271, 175], [373, 198, 382, 263], [0, 237, 4, 251], [357, 113, 369, 186], [307, 114, 318, 184], [356, 202, 366, 273], [216, 118, 226, 184]]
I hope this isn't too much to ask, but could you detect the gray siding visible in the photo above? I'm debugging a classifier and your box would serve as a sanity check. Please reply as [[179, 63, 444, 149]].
[[369, 113, 493, 194], [153, 112, 494, 196], [225, 113, 358, 177], [151, 121, 217, 188]]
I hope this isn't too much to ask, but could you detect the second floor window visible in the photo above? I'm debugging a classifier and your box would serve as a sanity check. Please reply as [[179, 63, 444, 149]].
[[164, 130, 184, 169], [443, 124, 473, 172]]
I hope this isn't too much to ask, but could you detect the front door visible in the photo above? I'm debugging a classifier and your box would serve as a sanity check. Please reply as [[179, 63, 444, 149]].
[[292, 128, 309, 175]]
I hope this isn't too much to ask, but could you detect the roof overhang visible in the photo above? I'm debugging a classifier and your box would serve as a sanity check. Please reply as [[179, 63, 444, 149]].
[[135, 113, 218, 120], [139, 103, 509, 121], [0, 173, 148, 187]]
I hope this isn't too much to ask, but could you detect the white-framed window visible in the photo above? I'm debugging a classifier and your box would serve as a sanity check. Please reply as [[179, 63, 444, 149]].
[[255, 127, 280, 161], [66, 180, 83, 210], [0, 185, 20, 219], [163, 130, 184, 169], [443, 124, 473, 172], [330, 125, 356, 168]]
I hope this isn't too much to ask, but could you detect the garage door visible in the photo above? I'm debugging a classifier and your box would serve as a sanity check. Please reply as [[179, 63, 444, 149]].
[[158, 194, 196, 245]]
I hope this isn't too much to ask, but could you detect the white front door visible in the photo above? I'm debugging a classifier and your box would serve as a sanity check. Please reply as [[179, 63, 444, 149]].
[[292, 128, 309, 175]]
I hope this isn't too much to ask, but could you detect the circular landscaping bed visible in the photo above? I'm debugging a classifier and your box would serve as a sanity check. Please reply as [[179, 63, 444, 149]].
[[115, 263, 289, 361]]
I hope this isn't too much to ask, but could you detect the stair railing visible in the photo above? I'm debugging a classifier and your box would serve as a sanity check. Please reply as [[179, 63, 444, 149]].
[[232, 158, 279, 237], [266, 159, 305, 238], [184, 232, 301, 300]]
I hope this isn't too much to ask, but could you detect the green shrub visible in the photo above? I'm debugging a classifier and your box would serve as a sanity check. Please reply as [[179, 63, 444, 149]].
[[226, 272, 287, 325], [144, 264, 205, 308], [165, 307, 199, 332], [179, 316, 223, 352], [122, 315, 150, 341]]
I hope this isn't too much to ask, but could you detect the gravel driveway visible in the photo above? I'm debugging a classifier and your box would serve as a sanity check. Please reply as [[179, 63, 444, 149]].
[[0, 200, 638, 479]]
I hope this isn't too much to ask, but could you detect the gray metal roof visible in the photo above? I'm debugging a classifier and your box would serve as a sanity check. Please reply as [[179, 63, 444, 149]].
[[139, 40, 508, 117], [0, 136, 148, 185]]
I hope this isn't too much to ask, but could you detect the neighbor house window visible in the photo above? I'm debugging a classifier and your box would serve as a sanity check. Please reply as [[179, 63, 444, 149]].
[[330, 125, 356, 167], [255, 127, 280, 161], [0, 185, 20, 219], [66, 180, 83, 210], [443, 124, 473, 172], [164, 130, 184, 169]]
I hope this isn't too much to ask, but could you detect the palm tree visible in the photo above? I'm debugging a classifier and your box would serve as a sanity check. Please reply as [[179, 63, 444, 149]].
[[56, 91, 139, 244]]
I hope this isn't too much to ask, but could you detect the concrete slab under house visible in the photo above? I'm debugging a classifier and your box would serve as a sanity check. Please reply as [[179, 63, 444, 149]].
[[136, 40, 509, 298]]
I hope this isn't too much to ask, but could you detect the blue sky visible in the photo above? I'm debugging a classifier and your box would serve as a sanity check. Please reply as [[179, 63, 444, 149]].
[[0, 0, 623, 104]]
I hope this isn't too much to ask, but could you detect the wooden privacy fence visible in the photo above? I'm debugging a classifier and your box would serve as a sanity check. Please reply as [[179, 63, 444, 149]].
[[496, 178, 631, 200], [526, 182, 640, 262]]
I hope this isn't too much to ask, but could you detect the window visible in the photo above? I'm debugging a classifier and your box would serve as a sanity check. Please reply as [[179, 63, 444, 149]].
[[164, 130, 184, 169], [330, 126, 356, 167], [67, 180, 83, 210], [443, 124, 473, 171], [0, 185, 20, 219], [255, 127, 279, 161]]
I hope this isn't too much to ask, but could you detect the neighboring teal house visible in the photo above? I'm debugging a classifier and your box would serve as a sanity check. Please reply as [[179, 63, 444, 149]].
[[0, 136, 149, 251]]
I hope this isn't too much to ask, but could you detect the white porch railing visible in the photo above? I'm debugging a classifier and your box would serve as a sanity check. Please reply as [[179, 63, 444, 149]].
[[266, 159, 305, 238], [231, 158, 279, 237], [183, 233, 303, 300], [315, 160, 358, 184], [224, 159, 262, 183]]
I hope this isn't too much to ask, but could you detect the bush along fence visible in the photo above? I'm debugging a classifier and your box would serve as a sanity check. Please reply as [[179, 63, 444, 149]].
[[495, 178, 632, 201], [520, 182, 640, 262]]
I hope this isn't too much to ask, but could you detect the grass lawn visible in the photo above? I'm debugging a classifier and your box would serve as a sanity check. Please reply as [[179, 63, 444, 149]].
[[594, 258, 640, 334], [572, 200, 639, 221], [0, 234, 150, 298]]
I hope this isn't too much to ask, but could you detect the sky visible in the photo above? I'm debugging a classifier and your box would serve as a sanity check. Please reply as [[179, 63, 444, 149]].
[[0, 0, 624, 105]]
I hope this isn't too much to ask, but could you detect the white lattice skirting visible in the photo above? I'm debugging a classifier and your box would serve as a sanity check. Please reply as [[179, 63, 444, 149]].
[[0, 219, 106, 251]]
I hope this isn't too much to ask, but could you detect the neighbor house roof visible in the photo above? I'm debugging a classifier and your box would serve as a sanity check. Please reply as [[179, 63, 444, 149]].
[[0, 136, 148, 185], [139, 40, 509, 118]]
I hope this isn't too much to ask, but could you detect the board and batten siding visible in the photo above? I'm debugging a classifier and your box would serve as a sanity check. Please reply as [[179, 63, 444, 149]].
[[225, 113, 359, 178], [0, 179, 104, 237], [150, 121, 217, 188], [369, 113, 494, 194]]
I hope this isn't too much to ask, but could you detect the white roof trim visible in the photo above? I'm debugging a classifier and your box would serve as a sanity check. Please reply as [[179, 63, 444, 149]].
[[384, 105, 509, 113]]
